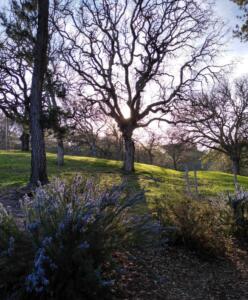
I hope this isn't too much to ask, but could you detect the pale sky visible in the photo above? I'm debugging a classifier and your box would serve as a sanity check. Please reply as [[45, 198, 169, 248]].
[[215, 0, 248, 77], [0, 0, 247, 138], [0, 0, 246, 74]]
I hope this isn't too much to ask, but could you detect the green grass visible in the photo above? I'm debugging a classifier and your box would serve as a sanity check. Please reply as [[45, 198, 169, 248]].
[[1, 150, 248, 208]]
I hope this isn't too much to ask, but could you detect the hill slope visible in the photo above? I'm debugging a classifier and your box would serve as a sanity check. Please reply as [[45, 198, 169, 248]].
[[1, 151, 248, 204]]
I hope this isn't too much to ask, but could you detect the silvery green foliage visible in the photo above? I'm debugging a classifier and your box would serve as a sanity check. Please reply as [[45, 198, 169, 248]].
[[21, 176, 146, 245], [0, 176, 157, 299], [19, 176, 148, 298], [228, 188, 248, 206], [0, 203, 9, 224], [227, 188, 248, 229], [7, 236, 15, 256], [0, 203, 17, 257], [0, 202, 34, 300]]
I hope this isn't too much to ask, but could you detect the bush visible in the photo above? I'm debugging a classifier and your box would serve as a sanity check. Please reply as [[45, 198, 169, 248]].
[[0, 203, 34, 298], [228, 188, 248, 240], [0, 176, 147, 300], [154, 197, 234, 257]]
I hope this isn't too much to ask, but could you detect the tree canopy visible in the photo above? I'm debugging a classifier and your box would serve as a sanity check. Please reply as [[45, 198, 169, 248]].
[[232, 0, 248, 40]]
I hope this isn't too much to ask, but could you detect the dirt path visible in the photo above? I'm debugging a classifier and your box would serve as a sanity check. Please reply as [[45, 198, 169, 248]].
[[0, 187, 27, 226], [115, 246, 248, 300]]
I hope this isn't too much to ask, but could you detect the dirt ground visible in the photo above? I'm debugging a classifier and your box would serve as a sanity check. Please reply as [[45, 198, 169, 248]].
[[114, 245, 248, 300]]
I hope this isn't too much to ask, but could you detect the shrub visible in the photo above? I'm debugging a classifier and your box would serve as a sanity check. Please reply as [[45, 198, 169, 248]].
[[228, 188, 248, 240], [0, 176, 148, 300], [154, 197, 234, 257], [0, 204, 34, 299]]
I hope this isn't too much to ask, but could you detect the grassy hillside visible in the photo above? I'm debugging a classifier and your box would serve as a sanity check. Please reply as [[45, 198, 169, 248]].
[[1, 150, 248, 206]]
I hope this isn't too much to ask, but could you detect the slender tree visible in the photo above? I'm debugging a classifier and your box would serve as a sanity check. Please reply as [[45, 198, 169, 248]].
[[138, 130, 160, 165], [163, 129, 189, 171], [71, 105, 106, 157], [105, 123, 124, 160], [55, 0, 224, 172], [176, 77, 248, 184], [29, 0, 49, 184], [44, 69, 74, 166]]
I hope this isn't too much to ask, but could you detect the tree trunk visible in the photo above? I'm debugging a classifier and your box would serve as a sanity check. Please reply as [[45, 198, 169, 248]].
[[148, 151, 153, 165], [116, 139, 123, 160], [57, 137, 64, 166], [194, 168, 199, 197], [20, 132, 30, 151], [90, 141, 97, 157], [5, 116, 9, 150], [184, 165, 191, 195], [232, 157, 240, 189], [173, 156, 178, 171], [122, 131, 135, 172], [29, 0, 49, 185], [136, 149, 140, 163]]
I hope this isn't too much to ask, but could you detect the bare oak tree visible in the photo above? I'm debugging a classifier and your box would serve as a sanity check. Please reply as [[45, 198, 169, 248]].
[[137, 130, 160, 165], [55, 0, 224, 172], [176, 77, 248, 184], [163, 128, 190, 171], [70, 102, 106, 157]]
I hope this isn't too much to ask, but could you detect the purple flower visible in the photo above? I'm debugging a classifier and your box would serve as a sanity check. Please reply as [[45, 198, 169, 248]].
[[78, 241, 90, 250], [26, 248, 50, 293], [100, 279, 115, 287], [27, 221, 40, 232], [7, 236, 15, 256]]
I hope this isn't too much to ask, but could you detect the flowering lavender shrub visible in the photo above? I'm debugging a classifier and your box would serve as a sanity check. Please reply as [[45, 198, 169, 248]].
[[1, 176, 149, 299]]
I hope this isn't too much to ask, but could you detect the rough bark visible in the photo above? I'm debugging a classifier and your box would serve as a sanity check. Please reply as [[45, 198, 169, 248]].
[[29, 0, 49, 185], [57, 137, 64, 166], [5, 116, 9, 150], [232, 158, 240, 176], [20, 132, 29, 151], [172, 156, 178, 171], [148, 151, 154, 165], [232, 157, 240, 189], [122, 131, 135, 172], [185, 168, 192, 195], [194, 168, 199, 197]]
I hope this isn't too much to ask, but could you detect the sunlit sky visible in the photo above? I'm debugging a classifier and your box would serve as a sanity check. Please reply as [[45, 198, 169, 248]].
[[0, 0, 247, 138], [0, 0, 246, 76], [0, 0, 247, 65]]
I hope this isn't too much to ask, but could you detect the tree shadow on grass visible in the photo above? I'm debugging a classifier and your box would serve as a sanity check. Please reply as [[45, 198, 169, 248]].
[[119, 172, 153, 216]]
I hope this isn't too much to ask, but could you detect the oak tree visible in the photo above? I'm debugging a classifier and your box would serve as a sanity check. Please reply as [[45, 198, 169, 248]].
[[55, 0, 224, 172], [176, 77, 248, 184]]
